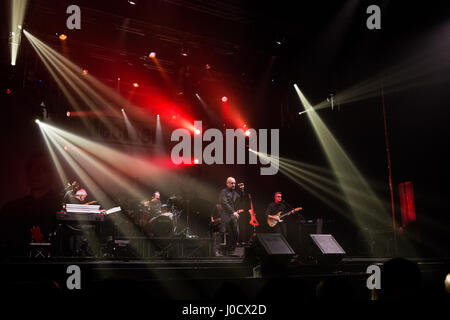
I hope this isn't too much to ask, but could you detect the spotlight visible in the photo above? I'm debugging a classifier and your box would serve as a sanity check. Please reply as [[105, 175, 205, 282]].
[[82, 69, 88, 76], [445, 273, 450, 293], [149, 52, 156, 59], [35, 119, 40, 123], [6, 88, 12, 95], [18, 25, 22, 30], [59, 34, 67, 40], [245, 129, 251, 137], [221, 96, 228, 103], [193, 158, 199, 164], [128, 0, 136, 5], [157, 114, 160, 118], [66, 111, 71, 117], [133, 82, 139, 88], [121, 108, 125, 112], [194, 129, 201, 135]]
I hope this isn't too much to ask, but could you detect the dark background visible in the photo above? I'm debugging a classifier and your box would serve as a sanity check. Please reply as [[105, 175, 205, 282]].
[[1, 0, 449, 256]]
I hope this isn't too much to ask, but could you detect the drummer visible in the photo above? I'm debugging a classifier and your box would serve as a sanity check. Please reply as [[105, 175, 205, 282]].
[[149, 191, 162, 217]]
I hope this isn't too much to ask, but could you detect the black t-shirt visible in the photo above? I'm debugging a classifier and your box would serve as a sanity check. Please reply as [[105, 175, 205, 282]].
[[265, 201, 289, 217]]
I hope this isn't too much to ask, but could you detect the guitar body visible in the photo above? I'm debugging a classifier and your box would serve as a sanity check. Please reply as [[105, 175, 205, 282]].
[[248, 194, 259, 227], [267, 212, 282, 228], [267, 207, 302, 228]]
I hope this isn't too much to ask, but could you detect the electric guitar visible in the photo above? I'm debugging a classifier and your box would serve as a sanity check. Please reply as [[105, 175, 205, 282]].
[[267, 207, 302, 228], [248, 194, 259, 227], [210, 209, 244, 226]]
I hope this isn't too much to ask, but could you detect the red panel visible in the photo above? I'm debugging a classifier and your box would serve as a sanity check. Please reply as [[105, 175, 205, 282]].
[[399, 181, 417, 227]]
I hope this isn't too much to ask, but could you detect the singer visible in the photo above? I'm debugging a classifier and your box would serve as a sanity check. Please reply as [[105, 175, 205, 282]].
[[265, 191, 289, 237], [218, 177, 245, 256]]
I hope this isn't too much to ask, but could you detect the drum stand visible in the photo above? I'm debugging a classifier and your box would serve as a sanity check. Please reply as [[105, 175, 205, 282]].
[[178, 199, 196, 238]]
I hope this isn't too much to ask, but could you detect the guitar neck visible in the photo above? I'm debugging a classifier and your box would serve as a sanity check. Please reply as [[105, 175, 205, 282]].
[[279, 209, 296, 219]]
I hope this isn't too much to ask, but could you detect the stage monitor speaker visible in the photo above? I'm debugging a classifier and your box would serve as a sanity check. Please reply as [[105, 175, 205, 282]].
[[308, 234, 345, 264], [245, 233, 295, 266]]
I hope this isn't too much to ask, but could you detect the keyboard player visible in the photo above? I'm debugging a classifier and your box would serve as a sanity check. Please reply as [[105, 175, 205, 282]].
[[63, 181, 89, 205], [59, 184, 101, 256]]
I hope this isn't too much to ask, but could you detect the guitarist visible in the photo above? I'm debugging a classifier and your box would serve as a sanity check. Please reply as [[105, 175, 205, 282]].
[[218, 177, 245, 255], [265, 192, 289, 238]]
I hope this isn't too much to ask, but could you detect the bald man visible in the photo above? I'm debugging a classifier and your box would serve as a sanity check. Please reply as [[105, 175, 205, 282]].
[[64, 186, 88, 204], [218, 177, 245, 255]]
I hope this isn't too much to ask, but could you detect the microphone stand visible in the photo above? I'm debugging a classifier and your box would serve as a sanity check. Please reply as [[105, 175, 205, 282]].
[[185, 199, 192, 238]]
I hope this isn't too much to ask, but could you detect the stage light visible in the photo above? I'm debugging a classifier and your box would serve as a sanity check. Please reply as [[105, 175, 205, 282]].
[[121, 108, 124, 112], [193, 158, 199, 164], [157, 114, 160, 118], [82, 69, 88, 76], [133, 82, 139, 88], [205, 64, 211, 70], [149, 52, 156, 59], [128, 1, 136, 5], [245, 129, 251, 137], [11, 0, 28, 66], [194, 129, 201, 135], [6, 88, 12, 95], [35, 119, 39, 123], [221, 96, 228, 103], [293, 83, 389, 236], [66, 111, 71, 117], [445, 273, 450, 293], [59, 34, 67, 40]]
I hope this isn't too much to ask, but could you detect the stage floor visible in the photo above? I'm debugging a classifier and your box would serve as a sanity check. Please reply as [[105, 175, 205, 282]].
[[1, 256, 448, 300]]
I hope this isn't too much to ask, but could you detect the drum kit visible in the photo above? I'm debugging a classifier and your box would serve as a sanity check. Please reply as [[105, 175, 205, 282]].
[[137, 195, 183, 237]]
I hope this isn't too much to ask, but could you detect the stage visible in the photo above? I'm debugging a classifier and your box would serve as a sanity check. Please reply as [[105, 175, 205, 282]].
[[2, 0, 450, 306], [1, 255, 449, 300]]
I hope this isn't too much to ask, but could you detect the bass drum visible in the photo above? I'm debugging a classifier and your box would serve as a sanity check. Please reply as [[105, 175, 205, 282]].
[[147, 215, 174, 237]]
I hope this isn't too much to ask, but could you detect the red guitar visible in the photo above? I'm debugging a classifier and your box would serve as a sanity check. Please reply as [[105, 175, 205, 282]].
[[248, 194, 259, 227]]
